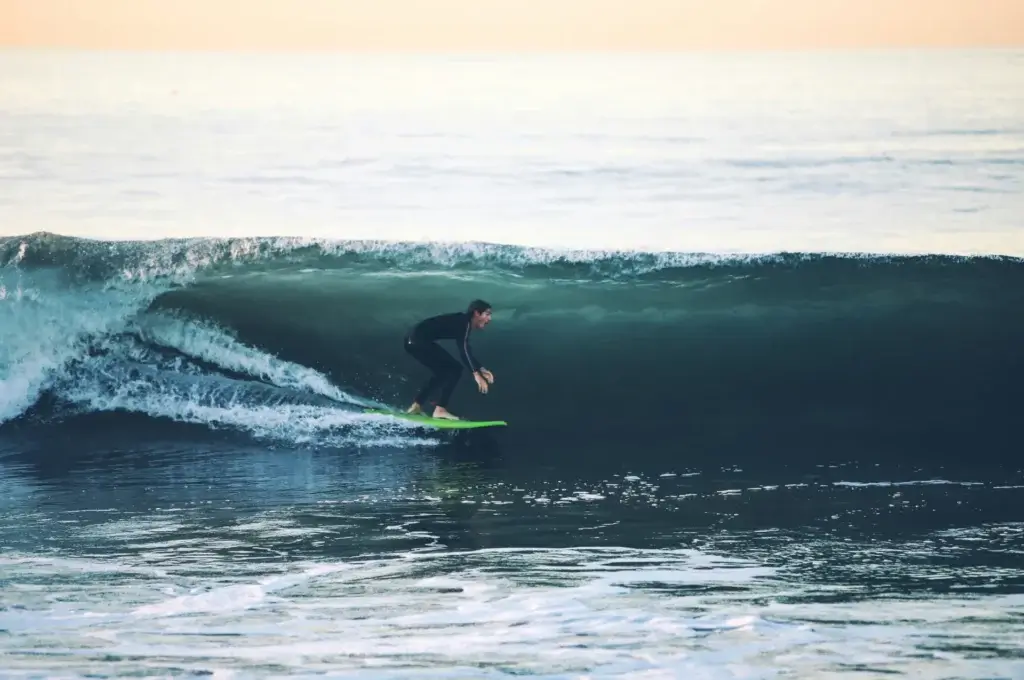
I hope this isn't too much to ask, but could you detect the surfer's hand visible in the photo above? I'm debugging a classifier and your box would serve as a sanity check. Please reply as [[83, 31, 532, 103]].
[[474, 372, 489, 394], [480, 368, 494, 384]]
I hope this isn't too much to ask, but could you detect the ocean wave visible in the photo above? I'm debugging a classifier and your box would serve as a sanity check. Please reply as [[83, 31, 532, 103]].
[[1, 232, 1021, 459]]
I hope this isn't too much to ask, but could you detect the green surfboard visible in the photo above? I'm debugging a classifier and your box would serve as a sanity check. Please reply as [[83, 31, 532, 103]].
[[363, 408, 507, 430]]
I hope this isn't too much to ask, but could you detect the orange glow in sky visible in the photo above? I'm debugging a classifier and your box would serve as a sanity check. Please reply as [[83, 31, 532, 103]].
[[2, 0, 1023, 50]]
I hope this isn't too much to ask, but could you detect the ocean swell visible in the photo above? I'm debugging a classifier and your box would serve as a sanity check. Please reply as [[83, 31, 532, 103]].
[[1, 232, 1021, 461]]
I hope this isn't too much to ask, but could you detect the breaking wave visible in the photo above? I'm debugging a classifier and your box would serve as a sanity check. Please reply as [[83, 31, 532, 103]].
[[2, 232, 1021, 460]]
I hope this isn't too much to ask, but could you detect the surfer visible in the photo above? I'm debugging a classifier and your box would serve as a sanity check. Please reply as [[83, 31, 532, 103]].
[[404, 299, 495, 420]]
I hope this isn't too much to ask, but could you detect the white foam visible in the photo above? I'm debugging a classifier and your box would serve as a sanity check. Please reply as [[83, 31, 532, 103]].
[[133, 583, 267, 617], [44, 331, 434, 447], [0, 234, 295, 426], [1, 545, 1022, 677], [0, 268, 166, 424], [133, 311, 374, 407], [64, 381, 432, 448], [833, 479, 984, 488], [0, 261, 423, 445]]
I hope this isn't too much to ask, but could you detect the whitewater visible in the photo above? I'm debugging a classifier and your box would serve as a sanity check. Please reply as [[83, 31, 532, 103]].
[[1, 50, 1023, 678]]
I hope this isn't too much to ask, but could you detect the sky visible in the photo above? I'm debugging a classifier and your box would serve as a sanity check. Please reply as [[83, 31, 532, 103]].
[[2, 0, 1023, 51]]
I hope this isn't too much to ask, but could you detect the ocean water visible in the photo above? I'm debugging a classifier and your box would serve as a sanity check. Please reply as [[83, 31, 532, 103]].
[[1, 49, 1023, 678]]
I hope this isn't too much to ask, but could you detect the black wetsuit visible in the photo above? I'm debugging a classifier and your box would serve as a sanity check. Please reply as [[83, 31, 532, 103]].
[[404, 312, 482, 408]]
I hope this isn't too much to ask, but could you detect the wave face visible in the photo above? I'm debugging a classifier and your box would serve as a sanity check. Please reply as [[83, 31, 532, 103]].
[[2, 232, 1022, 461]]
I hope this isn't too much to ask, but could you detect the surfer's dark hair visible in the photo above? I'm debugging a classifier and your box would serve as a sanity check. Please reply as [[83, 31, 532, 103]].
[[468, 299, 491, 315]]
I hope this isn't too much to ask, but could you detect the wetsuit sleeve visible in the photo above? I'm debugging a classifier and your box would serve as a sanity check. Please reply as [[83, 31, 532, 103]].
[[460, 318, 481, 372]]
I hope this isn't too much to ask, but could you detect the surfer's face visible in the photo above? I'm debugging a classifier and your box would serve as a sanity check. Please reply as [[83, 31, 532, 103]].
[[472, 309, 492, 329]]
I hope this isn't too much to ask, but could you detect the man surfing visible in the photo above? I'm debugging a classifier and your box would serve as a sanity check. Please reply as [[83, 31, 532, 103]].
[[404, 299, 494, 420]]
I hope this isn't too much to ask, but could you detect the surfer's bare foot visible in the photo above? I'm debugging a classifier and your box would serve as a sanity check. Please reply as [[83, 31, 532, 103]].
[[406, 402, 423, 415], [432, 406, 459, 420]]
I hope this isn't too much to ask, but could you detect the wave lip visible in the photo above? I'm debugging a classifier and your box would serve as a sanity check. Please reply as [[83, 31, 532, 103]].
[[4, 231, 1023, 283]]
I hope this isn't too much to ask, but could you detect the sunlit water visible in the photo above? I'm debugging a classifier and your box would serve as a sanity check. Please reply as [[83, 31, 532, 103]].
[[1, 49, 1022, 254]]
